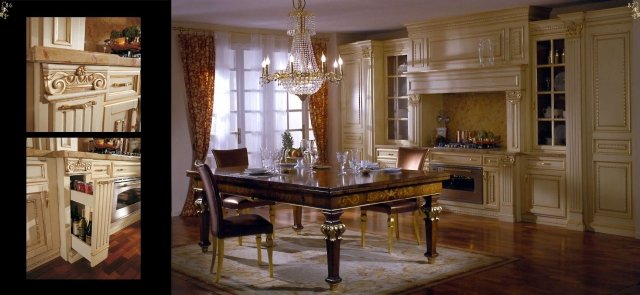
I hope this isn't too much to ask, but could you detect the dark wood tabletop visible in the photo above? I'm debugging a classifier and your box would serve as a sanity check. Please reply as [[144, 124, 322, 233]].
[[212, 166, 449, 210]]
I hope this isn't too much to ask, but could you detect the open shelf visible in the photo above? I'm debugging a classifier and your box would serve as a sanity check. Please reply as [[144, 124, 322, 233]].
[[70, 189, 94, 207]]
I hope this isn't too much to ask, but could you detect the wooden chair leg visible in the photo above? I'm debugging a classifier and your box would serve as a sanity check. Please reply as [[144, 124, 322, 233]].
[[267, 233, 274, 278], [256, 235, 263, 266], [394, 213, 400, 239], [215, 238, 224, 283], [413, 210, 421, 245], [269, 205, 276, 239], [210, 236, 218, 273], [360, 210, 367, 247], [387, 214, 394, 253]]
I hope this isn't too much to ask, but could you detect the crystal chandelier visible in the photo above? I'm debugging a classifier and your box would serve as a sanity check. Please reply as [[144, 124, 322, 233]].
[[630, 1, 640, 19], [260, 0, 343, 102]]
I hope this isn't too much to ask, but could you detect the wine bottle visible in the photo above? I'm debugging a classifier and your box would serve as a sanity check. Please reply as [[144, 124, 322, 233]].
[[78, 208, 87, 241], [72, 207, 79, 236], [86, 211, 92, 246]]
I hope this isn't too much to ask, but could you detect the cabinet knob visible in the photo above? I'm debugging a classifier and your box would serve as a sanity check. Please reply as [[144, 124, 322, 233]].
[[539, 162, 551, 166]]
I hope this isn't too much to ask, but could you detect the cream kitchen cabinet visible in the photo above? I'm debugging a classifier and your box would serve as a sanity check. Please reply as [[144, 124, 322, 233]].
[[27, 17, 86, 51], [103, 97, 139, 132], [405, 7, 548, 72], [339, 40, 383, 161], [375, 147, 398, 168], [27, 62, 140, 132], [112, 160, 141, 177], [27, 158, 60, 271], [522, 156, 567, 224]]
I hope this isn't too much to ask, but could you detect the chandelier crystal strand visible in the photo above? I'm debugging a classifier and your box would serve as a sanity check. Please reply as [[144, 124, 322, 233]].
[[260, 0, 342, 102]]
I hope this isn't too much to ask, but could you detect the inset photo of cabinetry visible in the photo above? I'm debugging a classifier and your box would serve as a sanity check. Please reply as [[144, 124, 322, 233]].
[[26, 137, 141, 279], [27, 17, 141, 132]]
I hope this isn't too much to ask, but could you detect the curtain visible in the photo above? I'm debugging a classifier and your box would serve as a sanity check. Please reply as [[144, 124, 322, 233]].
[[178, 33, 215, 217], [309, 40, 329, 164], [210, 33, 290, 167]]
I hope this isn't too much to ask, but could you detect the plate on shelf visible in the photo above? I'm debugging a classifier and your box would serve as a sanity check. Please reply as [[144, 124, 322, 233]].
[[554, 125, 566, 145], [279, 163, 296, 167], [554, 72, 565, 91], [313, 165, 331, 169], [244, 168, 269, 175], [382, 167, 402, 173]]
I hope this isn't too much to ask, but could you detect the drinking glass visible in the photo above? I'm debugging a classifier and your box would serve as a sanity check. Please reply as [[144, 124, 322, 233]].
[[260, 146, 272, 170], [301, 139, 312, 168], [271, 149, 283, 173], [309, 145, 319, 173], [349, 149, 361, 173], [336, 151, 348, 175]]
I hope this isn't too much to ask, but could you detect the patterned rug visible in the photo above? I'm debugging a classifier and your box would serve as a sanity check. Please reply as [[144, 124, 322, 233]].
[[172, 225, 515, 294]]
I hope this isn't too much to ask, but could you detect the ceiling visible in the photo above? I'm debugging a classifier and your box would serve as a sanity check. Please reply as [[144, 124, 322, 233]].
[[171, 0, 618, 34]]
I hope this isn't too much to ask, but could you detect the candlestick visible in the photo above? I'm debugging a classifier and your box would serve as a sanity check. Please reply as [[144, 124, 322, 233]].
[[338, 56, 343, 75], [321, 53, 326, 73]]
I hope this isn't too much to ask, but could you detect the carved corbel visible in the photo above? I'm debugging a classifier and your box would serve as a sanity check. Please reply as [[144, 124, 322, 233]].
[[320, 223, 346, 241], [428, 206, 443, 221], [505, 90, 522, 104], [44, 65, 107, 96], [409, 93, 421, 106], [565, 21, 584, 38]]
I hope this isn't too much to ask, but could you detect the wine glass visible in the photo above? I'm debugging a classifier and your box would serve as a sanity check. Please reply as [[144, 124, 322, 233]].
[[260, 146, 272, 170], [271, 149, 283, 173], [309, 144, 319, 173], [301, 139, 312, 168], [336, 151, 348, 175]]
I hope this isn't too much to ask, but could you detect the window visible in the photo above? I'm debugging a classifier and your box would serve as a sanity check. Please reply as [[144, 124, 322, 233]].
[[210, 33, 313, 166]]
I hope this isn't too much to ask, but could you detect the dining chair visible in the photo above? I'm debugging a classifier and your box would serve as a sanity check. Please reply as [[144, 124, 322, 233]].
[[195, 160, 274, 283], [360, 147, 430, 253], [211, 148, 277, 245]]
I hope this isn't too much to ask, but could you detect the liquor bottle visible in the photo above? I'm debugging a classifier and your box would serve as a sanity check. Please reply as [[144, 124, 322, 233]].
[[72, 207, 79, 236], [86, 211, 92, 246], [78, 208, 87, 241], [554, 50, 559, 64]]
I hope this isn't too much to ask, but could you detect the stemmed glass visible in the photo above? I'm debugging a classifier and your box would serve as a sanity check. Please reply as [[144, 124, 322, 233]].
[[260, 146, 272, 171], [336, 151, 348, 175], [309, 143, 319, 173], [270, 149, 283, 174]]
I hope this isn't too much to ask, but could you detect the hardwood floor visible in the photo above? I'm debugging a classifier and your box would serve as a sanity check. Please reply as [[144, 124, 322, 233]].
[[27, 221, 141, 280], [172, 204, 640, 294]]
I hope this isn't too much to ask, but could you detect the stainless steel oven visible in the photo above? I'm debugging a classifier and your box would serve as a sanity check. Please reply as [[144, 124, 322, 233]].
[[112, 177, 141, 223], [428, 164, 483, 204]]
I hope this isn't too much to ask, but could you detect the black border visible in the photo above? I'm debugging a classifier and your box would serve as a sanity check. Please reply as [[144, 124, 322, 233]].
[[11, 1, 171, 292]]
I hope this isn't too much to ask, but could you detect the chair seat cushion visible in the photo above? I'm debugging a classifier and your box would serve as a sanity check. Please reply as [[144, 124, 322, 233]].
[[222, 194, 275, 209], [361, 200, 418, 214], [219, 214, 273, 238]]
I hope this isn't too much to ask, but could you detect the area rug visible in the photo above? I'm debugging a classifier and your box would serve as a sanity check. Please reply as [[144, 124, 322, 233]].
[[172, 225, 515, 294]]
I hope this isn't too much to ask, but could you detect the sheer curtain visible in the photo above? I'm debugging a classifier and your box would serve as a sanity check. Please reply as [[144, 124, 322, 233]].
[[210, 32, 290, 167]]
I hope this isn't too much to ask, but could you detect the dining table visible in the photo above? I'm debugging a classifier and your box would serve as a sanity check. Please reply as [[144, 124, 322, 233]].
[[191, 165, 448, 290]]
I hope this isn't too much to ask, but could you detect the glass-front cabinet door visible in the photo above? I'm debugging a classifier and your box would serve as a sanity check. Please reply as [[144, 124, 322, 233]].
[[535, 39, 566, 149], [386, 54, 409, 142]]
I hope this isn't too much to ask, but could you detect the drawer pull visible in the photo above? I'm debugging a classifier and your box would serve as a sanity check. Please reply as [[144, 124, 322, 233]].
[[94, 169, 106, 172], [538, 162, 551, 166], [112, 82, 133, 88], [469, 158, 474, 161], [116, 168, 125, 171], [388, 153, 394, 156], [58, 100, 96, 111]]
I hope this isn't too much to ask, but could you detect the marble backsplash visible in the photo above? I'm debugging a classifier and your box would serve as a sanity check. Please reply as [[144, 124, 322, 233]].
[[441, 92, 506, 144], [84, 17, 141, 52]]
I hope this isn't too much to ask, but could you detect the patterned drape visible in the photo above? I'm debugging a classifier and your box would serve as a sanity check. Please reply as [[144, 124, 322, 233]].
[[309, 40, 329, 164], [178, 33, 215, 216]]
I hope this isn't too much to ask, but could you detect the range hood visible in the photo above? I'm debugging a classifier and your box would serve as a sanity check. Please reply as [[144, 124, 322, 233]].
[[406, 65, 526, 95]]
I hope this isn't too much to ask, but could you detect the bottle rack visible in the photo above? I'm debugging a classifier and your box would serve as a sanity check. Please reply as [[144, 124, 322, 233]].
[[68, 175, 114, 267]]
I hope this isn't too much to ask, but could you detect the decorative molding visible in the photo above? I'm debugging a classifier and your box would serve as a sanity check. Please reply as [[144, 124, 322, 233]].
[[336, 183, 442, 207], [44, 66, 107, 96], [320, 223, 346, 241], [565, 21, 584, 37], [629, 1, 640, 19], [428, 206, 443, 221], [0, 2, 12, 20], [505, 90, 522, 103], [408, 94, 421, 106], [65, 158, 92, 173], [362, 48, 372, 58]]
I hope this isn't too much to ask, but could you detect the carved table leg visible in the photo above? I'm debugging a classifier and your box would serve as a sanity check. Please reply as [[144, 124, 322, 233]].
[[421, 195, 442, 263], [320, 209, 345, 291], [292, 205, 304, 233], [194, 189, 211, 253]]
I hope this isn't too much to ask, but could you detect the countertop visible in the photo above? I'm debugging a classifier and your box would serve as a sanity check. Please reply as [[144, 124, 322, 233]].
[[27, 46, 141, 67], [27, 148, 141, 162]]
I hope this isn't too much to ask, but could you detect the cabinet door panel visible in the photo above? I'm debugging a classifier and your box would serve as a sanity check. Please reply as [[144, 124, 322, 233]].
[[103, 98, 138, 132], [483, 167, 500, 210], [52, 95, 102, 132], [526, 172, 566, 218], [26, 190, 52, 259]]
